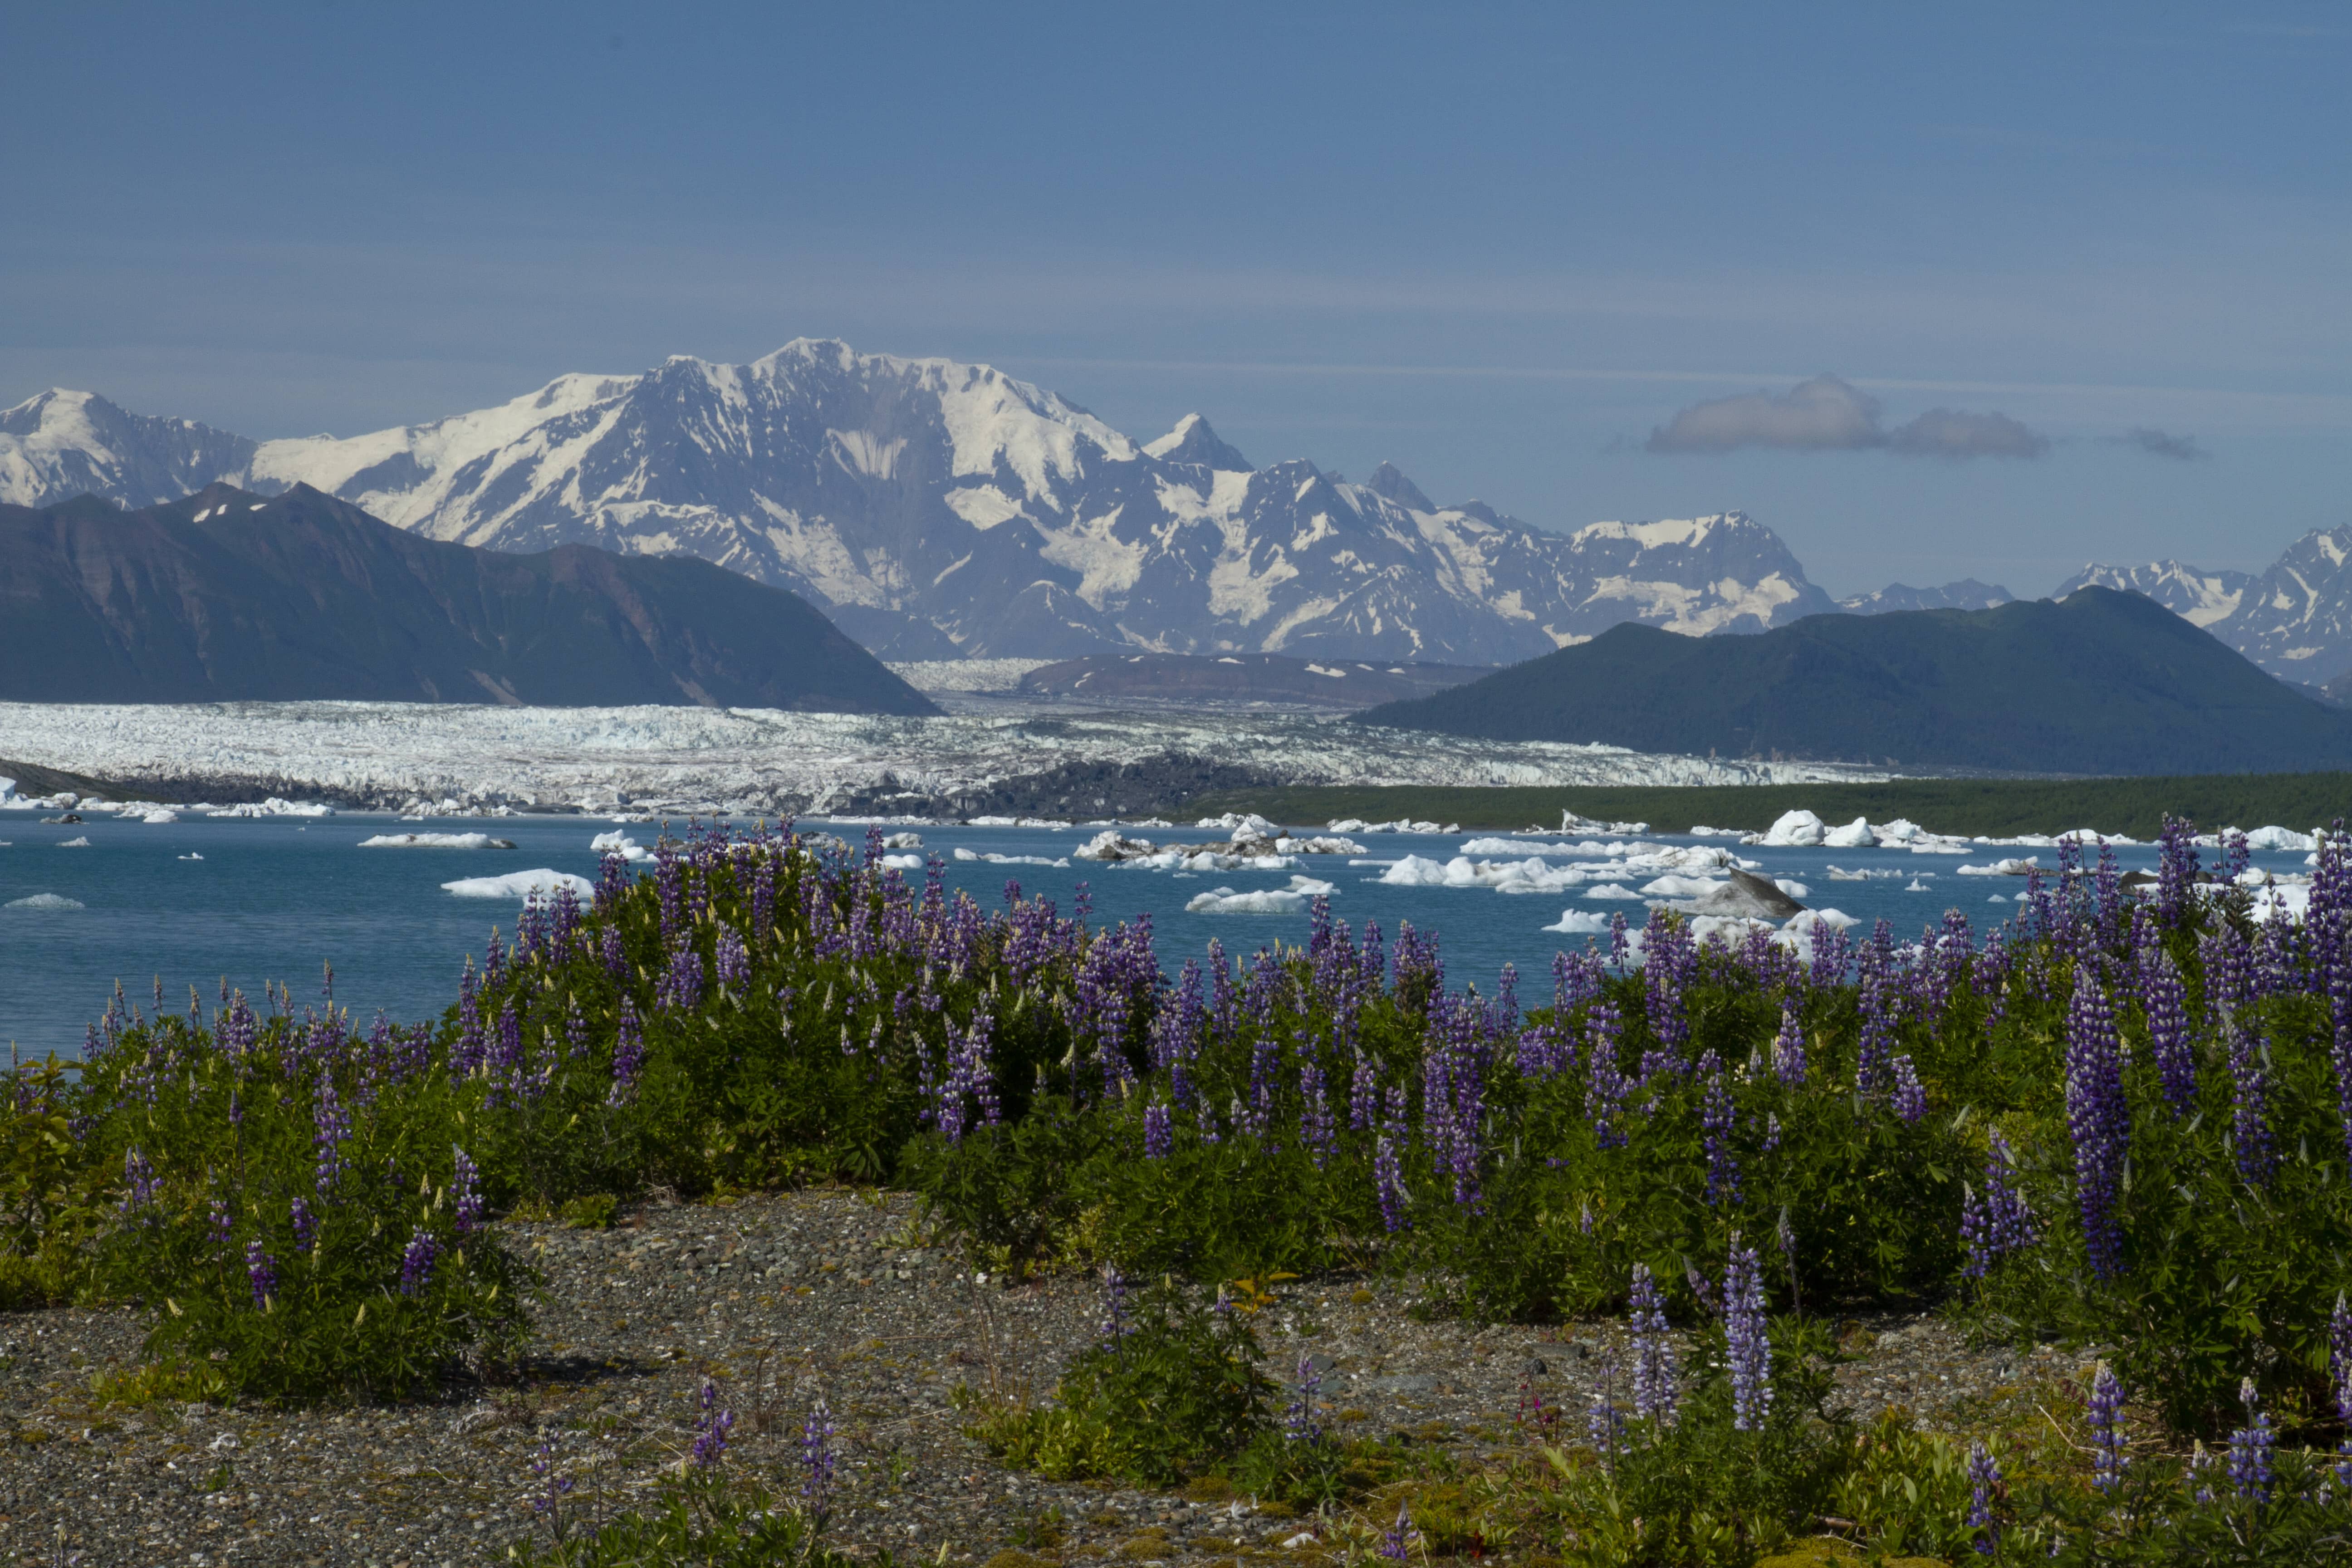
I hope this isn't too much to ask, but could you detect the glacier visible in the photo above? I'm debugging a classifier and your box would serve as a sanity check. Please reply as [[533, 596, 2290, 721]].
[[0, 701, 1890, 818]]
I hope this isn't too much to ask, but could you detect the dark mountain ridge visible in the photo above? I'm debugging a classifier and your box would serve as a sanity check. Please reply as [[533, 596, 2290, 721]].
[[1353, 587, 2352, 776], [0, 483, 936, 712]]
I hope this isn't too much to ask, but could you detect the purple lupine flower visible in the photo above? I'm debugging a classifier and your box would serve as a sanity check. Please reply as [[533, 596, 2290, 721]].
[[1724, 1233, 1772, 1431], [2155, 814, 2200, 927], [1347, 1048, 1378, 1132], [2138, 945, 2195, 1117], [2332, 1292, 2352, 1426], [118, 1148, 159, 1215], [208, 1198, 233, 1258], [2087, 1364, 2128, 1494], [1608, 910, 1630, 970], [451, 1147, 484, 1235], [1373, 1132, 1408, 1233], [690, 1379, 734, 1470], [1142, 1100, 1172, 1159], [1762, 1111, 1782, 1153], [1585, 1002, 1628, 1150], [245, 1240, 276, 1309], [2220, 827, 2251, 884], [1890, 1055, 1926, 1123], [1588, 1381, 1625, 1461], [658, 939, 705, 1013], [2227, 1378, 2274, 1505], [290, 1196, 317, 1254], [1100, 1265, 1131, 1348], [1770, 1008, 1807, 1085], [313, 1075, 351, 1197], [1699, 1052, 1739, 1205], [1379, 1499, 1414, 1562], [2063, 969, 2129, 1280], [1960, 1130, 2040, 1279], [1299, 1058, 1335, 1169], [1965, 1440, 2001, 1554], [529, 1439, 576, 1526], [1854, 964, 1896, 1098], [1627, 1263, 1677, 1425], [1284, 1353, 1323, 1447], [800, 1398, 838, 1531], [599, 923, 626, 981], [2328, 928, 2352, 1170], [2225, 1016, 2276, 1185], [398, 1229, 440, 1296], [608, 997, 645, 1107]]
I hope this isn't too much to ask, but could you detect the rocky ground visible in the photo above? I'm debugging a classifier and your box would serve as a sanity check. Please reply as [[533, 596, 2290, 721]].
[[0, 1189, 2097, 1567]]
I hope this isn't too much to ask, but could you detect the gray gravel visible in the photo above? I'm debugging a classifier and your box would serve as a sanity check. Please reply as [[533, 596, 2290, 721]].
[[0, 1190, 2097, 1565]]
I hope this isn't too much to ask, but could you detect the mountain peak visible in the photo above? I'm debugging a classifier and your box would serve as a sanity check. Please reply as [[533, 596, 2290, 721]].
[[1366, 461, 1434, 512], [1141, 413, 1251, 472]]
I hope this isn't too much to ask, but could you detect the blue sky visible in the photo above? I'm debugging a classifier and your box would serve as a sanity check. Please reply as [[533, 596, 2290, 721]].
[[4, 3, 2344, 597]]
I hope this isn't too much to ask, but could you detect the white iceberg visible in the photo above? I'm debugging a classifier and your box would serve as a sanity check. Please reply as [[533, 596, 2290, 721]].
[[951, 848, 1070, 867], [57, 837, 90, 848], [1185, 875, 1334, 915], [441, 869, 595, 900], [1761, 809, 1827, 847], [1583, 883, 1646, 900], [360, 832, 500, 849], [4, 892, 84, 910], [879, 853, 925, 870], [591, 830, 653, 862], [1542, 908, 1616, 934], [1822, 816, 1876, 848], [140, 809, 179, 824]]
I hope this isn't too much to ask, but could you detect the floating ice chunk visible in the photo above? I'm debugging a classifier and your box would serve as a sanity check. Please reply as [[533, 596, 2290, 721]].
[[1774, 879, 1809, 898], [57, 836, 90, 848], [1460, 837, 1637, 859], [179, 852, 203, 860], [140, 809, 179, 824], [1584, 882, 1645, 900], [1822, 816, 1876, 848], [1543, 908, 1614, 934], [2246, 882, 2311, 923], [441, 869, 595, 900], [952, 848, 1069, 867], [1905, 878, 1930, 892], [1639, 874, 1725, 900], [1988, 893, 2008, 902], [1187, 885, 1302, 915], [1771, 906, 1856, 961], [880, 853, 924, 870], [1761, 809, 1826, 847], [1196, 812, 1280, 836], [205, 797, 335, 818], [1077, 829, 1155, 860], [882, 832, 925, 849], [1958, 858, 2037, 876], [2242, 825, 2318, 853], [4, 892, 84, 910], [591, 830, 652, 862], [359, 832, 503, 849]]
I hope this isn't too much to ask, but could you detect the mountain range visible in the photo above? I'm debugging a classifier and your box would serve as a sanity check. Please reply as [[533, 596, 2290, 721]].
[[4, 346, 2343, 680], [2, 353, 1834, 665], [1355, 587, 2352, 776], [0, 482, 934, 712]]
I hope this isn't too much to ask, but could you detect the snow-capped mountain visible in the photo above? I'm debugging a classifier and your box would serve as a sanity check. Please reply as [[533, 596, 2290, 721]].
[[1, 342, 1835, 663], [1836, 579, 2013, 614], [0, 390, 255, 510], [2058, 533, 2352, 682]]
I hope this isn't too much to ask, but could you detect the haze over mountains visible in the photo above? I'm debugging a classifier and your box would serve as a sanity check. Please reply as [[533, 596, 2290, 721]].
[[1356, 588, 2352, 777], [0, 482, 934, 712], [3, 343, 2342, 681]]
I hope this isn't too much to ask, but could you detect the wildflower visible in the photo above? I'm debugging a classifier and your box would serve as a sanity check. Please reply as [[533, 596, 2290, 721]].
[[290, 1196, 317, 1254], [1770, 1007, 1806, 1085], [2138, 945, 2195, 1117], [1373, 1132, 1409, 1233], [1724, 1233, 1773, 1431], [313, 1074, 351, 1197], [398, 1229, 440, 1296], [206, 1199, 232, 1258], [608, 996, 645, 1107], [1628, 1263, 1677, 1425], [1587, 1382, 1625, 1461], [2226, 1378, 2274, 1506], [1284, 1353, 1323, 1447], [1965, 1439, 2002, 1554], [801, 1398, 838, 1531], [690, 1380, 734, 1470], [1585, 1003, 1628, 1151], [245, 1240, 276, 1309], [1378, 1499, 1414, 1562], [451, 1147, 484, 1235], [1142, 1099, 1172, 1159], [118, 1148, 159, 1215], [2225, 1016, 2276, 1185], [1890, 1055, 1926, 1123], [1959, 1130, 2040, 1279], [2087, 1364, 2128, 1494], [529, 1438, 576, 1534], [1100, 1266, 1131, 1348], [2063, 970, 2129, 1280], [1699, 1052, 1739, 1205]]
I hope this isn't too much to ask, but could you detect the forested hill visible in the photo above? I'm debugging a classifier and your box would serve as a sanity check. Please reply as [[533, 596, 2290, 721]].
[[0, 483, 937, 713], [1352, 587, 2352, 776]]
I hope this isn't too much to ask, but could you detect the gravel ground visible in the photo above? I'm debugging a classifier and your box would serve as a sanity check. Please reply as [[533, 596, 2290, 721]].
[[0, 1190, 2100, 1566]]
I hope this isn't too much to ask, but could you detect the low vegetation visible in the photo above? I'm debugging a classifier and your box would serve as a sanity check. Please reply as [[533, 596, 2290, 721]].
[[10, 818, 2352, 1561]]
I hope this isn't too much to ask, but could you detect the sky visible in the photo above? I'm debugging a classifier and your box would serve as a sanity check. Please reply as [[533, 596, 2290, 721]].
[[2, 3, 2345, 598]]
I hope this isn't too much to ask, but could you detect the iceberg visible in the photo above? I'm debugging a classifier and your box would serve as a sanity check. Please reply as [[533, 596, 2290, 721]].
[[1761, 809, 1827, 847], [1184, 874, 1335, 915], [441, 869, 595, 900], [1542, 909, 1615, 934], [4, 892, 84, 910], [358, 832, 505, 849], [1822, 816, 1876, 848], [591, 830, 653, 862]]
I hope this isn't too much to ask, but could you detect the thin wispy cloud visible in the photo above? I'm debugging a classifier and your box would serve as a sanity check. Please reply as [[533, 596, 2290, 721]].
[[1645, 374, 2048, 459], [2108, 426, 2208, 461]]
